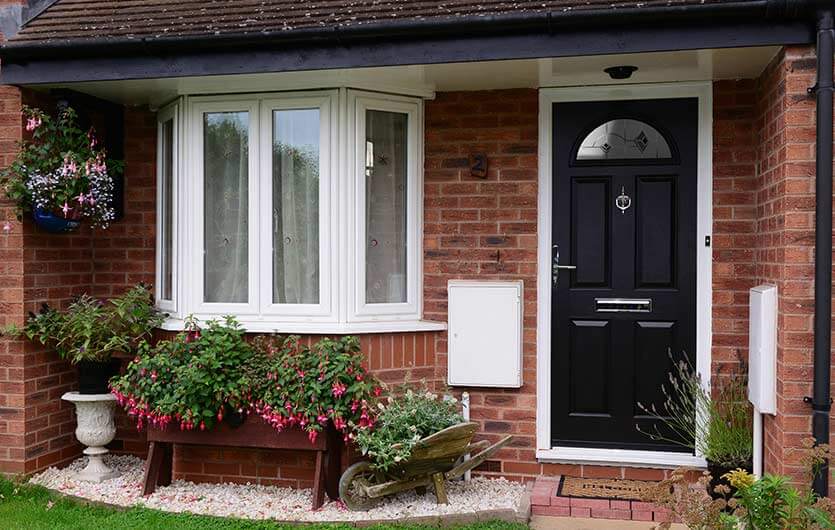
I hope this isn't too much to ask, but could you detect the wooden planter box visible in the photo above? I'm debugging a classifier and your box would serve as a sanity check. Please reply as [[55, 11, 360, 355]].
[[142, 415, 343, 509]]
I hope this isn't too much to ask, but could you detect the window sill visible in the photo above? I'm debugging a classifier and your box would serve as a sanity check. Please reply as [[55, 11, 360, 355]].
[[158, 317, 447, 335]]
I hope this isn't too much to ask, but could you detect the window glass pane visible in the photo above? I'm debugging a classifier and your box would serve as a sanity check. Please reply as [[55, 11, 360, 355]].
[[273, 108, 320, 304], [576, 119, 672, 161], [160, 119, 174, 301], [203, 111, 249, 303], [365, 109, 408, 304]]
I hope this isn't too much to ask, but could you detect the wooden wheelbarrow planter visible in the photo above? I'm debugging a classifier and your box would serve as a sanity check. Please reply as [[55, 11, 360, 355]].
[[142, 415, 343, 510], [339, 421, 511, 510]]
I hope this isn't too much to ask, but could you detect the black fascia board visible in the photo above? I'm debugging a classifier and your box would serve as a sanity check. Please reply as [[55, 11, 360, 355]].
[[0, 20, 815, 85], [0, 1, 817, 85]]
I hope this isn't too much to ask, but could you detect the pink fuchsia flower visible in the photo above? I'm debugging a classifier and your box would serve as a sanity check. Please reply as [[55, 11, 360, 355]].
[[60, 202, 72, 217], [331, 381, 347, 398], [308, 430, 318, 444], [2, 222, 12, 234], [25, 116, 41, 131], [373, 386, 383, 397], [60, 157, 78, 177], [76, 193, 86, 205]]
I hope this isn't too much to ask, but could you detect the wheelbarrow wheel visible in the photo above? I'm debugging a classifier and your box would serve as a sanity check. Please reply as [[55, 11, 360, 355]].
[[339, 461, 379, 511]]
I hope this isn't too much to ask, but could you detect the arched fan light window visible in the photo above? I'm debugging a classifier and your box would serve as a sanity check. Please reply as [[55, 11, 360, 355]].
[[576, 118, 673, 162]]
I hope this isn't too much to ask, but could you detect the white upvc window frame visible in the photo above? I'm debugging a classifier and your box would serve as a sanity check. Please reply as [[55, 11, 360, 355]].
[[157, 88, 439, 333], [257, 91, 338, 321], [189, 97, 261, 316], [155, 102, 180, 313], [348, 90, 423, 323]]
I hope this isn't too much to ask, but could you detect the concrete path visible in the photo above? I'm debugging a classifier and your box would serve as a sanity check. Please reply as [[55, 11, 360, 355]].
[[530, 514, 688, 529]]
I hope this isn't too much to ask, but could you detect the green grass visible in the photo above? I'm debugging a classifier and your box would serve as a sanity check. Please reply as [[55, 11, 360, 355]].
[[0, 477, 527, 530]]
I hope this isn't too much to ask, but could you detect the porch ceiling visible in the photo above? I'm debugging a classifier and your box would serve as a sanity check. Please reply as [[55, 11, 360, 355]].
[[36, 46, 780, 107]]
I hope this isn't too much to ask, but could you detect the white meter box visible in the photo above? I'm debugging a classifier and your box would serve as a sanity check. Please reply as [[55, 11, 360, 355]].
[[748, 284, 777, 414], [447, 280, 523, 388]]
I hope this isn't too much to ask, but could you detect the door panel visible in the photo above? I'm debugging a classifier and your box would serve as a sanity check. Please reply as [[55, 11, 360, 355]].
[[551, 98, 697, 451], [569, 320, 611, 415], [635, 176, 676, 288], [571, 178, 610, 287], [633, 321, 677, 414]]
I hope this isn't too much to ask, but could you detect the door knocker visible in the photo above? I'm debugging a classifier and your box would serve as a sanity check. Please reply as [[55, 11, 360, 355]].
[[616, 186, 632, 214]]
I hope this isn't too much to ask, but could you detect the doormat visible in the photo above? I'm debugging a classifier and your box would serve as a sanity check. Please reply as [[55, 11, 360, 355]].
[[557, 476, 656, 501]]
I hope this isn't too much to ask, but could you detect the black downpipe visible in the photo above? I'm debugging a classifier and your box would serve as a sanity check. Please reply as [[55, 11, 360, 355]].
[[812, 8, 833, 498]]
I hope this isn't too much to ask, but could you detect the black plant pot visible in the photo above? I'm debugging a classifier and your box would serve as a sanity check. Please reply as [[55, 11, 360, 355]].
[[223, 406, 248, 428], [77, 359, 121, 395], [707, 460, 753, 501]]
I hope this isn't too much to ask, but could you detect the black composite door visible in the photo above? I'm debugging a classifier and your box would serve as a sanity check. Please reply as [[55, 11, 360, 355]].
[[551, 98, 698, 451]]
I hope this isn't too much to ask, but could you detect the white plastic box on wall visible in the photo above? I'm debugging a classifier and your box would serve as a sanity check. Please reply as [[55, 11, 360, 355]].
[[748, 284, 777, 414], [447, 280, 523, 388]]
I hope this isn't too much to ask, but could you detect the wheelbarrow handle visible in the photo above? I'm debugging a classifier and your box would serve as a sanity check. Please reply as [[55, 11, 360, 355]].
[[445, 435, 513, 480]]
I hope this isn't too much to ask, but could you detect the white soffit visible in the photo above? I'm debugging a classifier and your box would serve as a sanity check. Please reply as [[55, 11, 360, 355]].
[[37, 46, 779, 107]]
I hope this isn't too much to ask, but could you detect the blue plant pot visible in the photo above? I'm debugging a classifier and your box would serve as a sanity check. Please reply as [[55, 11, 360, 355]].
[[32, 208, 81, 233]]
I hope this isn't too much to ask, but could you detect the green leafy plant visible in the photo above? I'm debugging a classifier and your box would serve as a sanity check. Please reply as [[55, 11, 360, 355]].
[[353, 385, 464, 471], [111, 319, 381, 441], [0, 105, 123, 228], [644, 439, 835, 530], [251, 335, 381, 444], [2, 284, 163, 364], [638, 353, 752, 468], [111, 316, 254, 431]]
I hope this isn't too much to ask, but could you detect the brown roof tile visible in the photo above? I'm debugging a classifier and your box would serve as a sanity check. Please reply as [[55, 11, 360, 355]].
[[9, 0, 752, 45]]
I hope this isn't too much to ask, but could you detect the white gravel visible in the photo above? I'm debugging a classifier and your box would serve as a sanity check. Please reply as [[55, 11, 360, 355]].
[[30, 455, 525, 522]]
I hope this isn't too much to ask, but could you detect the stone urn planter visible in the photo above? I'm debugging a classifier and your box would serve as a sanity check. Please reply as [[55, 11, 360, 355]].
[[62, 392, 119, 483]]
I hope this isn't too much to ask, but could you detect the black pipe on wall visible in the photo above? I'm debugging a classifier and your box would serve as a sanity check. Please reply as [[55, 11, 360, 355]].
[[812, 7, 833, 498]]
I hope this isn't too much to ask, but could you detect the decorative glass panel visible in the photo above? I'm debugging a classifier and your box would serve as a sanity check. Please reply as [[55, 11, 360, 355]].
[[203, 111, 249, 303], [272, 108, 320, 304], [576, 119, 672, 161], [160, 118, 174, 301], [365, 110, 408, 304]]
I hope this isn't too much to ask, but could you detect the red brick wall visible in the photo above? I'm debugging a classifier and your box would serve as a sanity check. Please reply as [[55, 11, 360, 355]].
[[754, 45, 829, 491], [91, 108, 156, 299], [712, 80, 759, 377], [0, 88, 91, 475], [0, 85, 27, 474], [423, 89, 539, 478]]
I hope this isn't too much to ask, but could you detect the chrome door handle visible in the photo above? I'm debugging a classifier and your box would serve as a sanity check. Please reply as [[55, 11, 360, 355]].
[[552, 245, 577, 287]]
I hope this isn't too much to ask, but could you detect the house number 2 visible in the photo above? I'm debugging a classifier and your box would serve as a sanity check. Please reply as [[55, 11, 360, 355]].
[[616, 186, 632, 214]]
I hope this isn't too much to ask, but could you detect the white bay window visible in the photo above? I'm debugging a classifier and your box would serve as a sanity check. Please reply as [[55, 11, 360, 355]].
[[156, 89, 438, 332]]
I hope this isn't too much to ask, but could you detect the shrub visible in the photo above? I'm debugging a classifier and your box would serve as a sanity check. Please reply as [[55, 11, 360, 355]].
[[638, 353, 752, 468], [353, 386, 464, 471], [111, 316, 254, 431], [2, 284, 163, 364], [111, 318, 381, 442], [644, 439, 835, 530], [251, 335, 381, 444]]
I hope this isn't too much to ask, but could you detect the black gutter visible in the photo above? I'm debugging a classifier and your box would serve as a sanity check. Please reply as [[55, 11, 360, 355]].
[[0, 0, 811, 61], [811, 6, 833, 498]]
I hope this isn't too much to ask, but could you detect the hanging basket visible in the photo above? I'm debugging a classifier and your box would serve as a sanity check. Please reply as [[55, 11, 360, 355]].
[[32, 208, 82, 233]]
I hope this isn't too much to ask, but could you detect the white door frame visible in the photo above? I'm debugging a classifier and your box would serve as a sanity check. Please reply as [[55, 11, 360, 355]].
[[535, 82, 712, 468]]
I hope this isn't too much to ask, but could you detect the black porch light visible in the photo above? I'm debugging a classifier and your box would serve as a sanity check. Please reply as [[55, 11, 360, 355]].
[[604, 65, 638, 80]]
